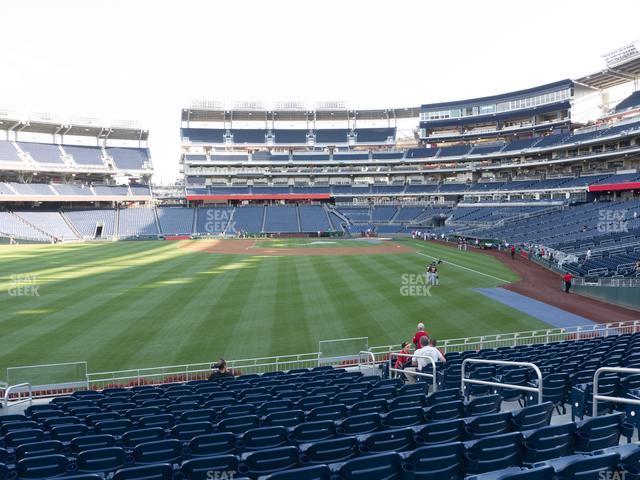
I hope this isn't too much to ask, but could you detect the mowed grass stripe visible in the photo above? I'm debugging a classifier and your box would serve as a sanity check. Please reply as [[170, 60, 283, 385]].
[[168, 255, 260, 366], [0, 243, 191, 344], [0, 244, 198, 369], [89, 250, 240, 369]]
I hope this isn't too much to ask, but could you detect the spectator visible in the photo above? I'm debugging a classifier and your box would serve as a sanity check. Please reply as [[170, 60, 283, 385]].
[[406, 336, 446, 384], [563, 272, 573, 293], [208, 358, 234, 381], [412, 322, 429, 349], [393, 342, 413, 370], [510, 245, 516, 260]]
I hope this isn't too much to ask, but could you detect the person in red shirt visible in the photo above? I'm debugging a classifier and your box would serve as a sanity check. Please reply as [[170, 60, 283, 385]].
[[510, 245, 516, 259], [563, 272, 573, 293], [412, 322, 429, 349], [394, 342, 412, 369]]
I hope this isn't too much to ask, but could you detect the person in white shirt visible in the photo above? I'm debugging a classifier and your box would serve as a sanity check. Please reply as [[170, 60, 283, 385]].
[[405, 337, 446, 383]]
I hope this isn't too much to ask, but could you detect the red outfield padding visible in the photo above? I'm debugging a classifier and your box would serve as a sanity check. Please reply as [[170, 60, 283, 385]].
[[589, 181, 640, 192], [186, 193, 332, 201], [164, 235, 191, 240]]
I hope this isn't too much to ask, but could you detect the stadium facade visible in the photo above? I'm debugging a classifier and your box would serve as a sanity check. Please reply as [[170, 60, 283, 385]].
[[1, 41, 640, 276]]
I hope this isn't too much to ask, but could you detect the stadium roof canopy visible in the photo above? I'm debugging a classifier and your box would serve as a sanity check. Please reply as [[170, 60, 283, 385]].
[[182, 104, 421, 123], [575, 40, 640, 90], [0, 109, 148, 141]]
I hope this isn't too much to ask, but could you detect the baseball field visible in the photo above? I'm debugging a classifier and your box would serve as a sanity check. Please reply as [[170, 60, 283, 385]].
[[0, 238, 549, 374]]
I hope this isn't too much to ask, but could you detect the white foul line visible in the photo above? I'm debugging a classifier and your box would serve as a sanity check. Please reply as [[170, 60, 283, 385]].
[[415, 251, 510, 284]]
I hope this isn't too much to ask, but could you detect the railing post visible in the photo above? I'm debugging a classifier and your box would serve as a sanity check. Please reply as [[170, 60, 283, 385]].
[[593, 366, 640, 417], [461, 358, 543, 404]]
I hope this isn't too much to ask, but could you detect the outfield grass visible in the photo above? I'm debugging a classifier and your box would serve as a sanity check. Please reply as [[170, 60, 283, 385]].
[[0, 239, 549, 375]]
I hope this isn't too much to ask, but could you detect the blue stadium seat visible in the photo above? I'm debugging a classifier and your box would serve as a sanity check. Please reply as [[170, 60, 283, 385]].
[[16, 454, 71, 479], [263, 464, 332, 480], [131, 440, 183, 465], [536, 452, 620, 480], [93, 419, 133, 436], [15, 440, 64, 460], [239, 426, 288, 451], [288, 421, 336, 444], [299, 437, 359, 464], [239, 446, 300, 477], [464, 432, 523, 474], [389, 394, 427, 410], [171, 422, 215, 441], [466, 466, 555, 480], [350, 399, 388, 416], [336, 413, 382, 435], [47, 424, 89, 442], [76, 447, 128, 474], [464, 412, 512, 439], [263, 410, 305, 428], [217, 415, 260, 434], [414, 418, 466, 445], [359, 427, 417, 453], [521, 423, 576, 465], [330, 452, 405, 480], [306, 404, 348, 422], [180, 454, 239, 480], [510, 402, 554, 431], [70, 434, 117, 454], [465, 394, 502, 416], [402, 441, 465, 480], [383, 406, 425, 429], [425, 400, 465, 421], [122, 428, 166, 449], [574, 413, 633, 452], [112, 463, 175, 480], [3, 429, 45, 448], [186, 432, 236, 458]]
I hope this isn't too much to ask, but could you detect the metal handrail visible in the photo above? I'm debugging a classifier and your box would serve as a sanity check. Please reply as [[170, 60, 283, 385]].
[[593, 366, 640, 416], [461, 359, 543, 404], [3, 383, 33, 408], [358, 351, 376, 371], [389, 352, 437, 392]]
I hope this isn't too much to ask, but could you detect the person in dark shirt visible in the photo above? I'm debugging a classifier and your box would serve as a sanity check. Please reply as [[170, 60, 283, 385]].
[[208, 358, 234, 381]]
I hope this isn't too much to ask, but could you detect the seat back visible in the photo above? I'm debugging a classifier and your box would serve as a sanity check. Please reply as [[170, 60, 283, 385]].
[[288, 420, 336, 444], [306, 404, 348, 422], [522, 423, 576, 465], [465, 394, 502, 416], [510, 402, 554, 431], [189, 432, 237, 457], [336, 413, 382, 435], [415, 418, 465, 445], [299, 436, 359, 464], [332, 452, 404, 480], [112, 463, 175, 480], [464, 412, 511, 439], [16, 454, 70, 479], [239, 426, 288, 451], [404, 442, 465, 480], [425, 400, 464, 421], [172, 422, 215, 442], [263, 409, 305, 428], [360, 427, 416, 453], [70, 434, 117, 453], [575, 413, 627, 452], [15, 440, 64, 460], [180, 455, 239, 480], [239, 446, 300, 477], [122, 427, 166, 448], [76, 447, 128, 473], [132, 439, 183, 465], [464, 432, 523, 474]]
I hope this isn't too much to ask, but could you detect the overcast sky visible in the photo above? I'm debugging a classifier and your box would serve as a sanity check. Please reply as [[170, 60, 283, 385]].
[[1, 0, 638, 182]]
